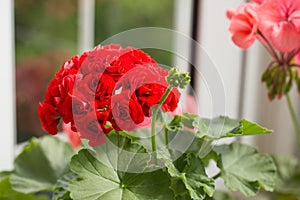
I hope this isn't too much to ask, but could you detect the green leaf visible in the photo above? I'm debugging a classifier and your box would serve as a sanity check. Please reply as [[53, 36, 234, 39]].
[[214, 143, 276, 196], [193, 116, 272, 140], [163, 153, 215, 200], [0, 177, 49, 200], [176, 115, 271, 159], [10, 136, 75, 194], [69, 149, 174, 200], [180, 113, 198, 129], [165, 115, 184, 132], [92, 132, 152, 173], [273, 156, 300, 197], [201, 150, 218, 167], [206, 190, 235, 200], [164, 114, 272, 140], [52, 172, 78, 200], [0, 171, 12, 182]]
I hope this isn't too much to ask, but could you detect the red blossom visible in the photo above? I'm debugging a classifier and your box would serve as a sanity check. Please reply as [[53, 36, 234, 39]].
[[77, 72, 102, 98], [38, 44, 181, 146], [162, 88, 180, 112], [117, 63, 168, 92], [106, 49, 156, 82], [110, 92, 144, 131], [75, 112, 106, 146], [38, 102, 60, 135], [56, 55, 82, 78], [96, 74, 116, 99]]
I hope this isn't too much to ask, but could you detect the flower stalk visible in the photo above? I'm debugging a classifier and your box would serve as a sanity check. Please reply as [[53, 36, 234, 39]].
[[286, 94, 300, 149], [151, 67, 191, 158], [151, 86, 172, 153], [164, 127, 169, 148]]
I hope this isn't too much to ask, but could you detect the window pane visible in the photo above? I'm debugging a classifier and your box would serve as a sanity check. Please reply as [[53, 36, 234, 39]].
[[94, 0, 175, 66], [15, 0, 78, 143], [15, 0, 175, 143]]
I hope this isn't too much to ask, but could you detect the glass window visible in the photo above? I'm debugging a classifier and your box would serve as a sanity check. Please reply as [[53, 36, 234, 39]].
[[15, 0, 78, 142], [15, 0, 175, 143], [94, 0, 175, 66]]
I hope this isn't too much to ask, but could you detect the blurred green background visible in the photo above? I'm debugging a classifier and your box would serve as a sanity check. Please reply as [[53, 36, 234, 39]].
[[15, 0, 175, 142]]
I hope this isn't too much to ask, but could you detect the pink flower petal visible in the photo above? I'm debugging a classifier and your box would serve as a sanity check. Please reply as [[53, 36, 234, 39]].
[[258, 0, 300, 52], [185, 95, 198, 114], [251, 0, 264, 4], [63, 123, 81, 148], [226, 9, 236, 19], [227, 3, 258, 49]]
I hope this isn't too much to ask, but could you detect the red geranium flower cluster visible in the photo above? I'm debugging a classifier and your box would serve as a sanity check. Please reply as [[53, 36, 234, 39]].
[[38, 44, 180, 146]]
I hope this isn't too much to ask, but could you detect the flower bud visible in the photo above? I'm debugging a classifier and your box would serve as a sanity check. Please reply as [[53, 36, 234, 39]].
[[262, 64, 299, 100], [166, 67, 191, 89]]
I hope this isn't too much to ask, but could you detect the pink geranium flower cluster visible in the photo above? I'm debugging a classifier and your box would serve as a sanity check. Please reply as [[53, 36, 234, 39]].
[[227, 0, 300, 99]]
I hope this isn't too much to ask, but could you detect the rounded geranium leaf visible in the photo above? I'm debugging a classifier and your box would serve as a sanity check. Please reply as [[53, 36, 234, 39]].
[[70, 149, 173, 200], [214, 143, 276, 196], [10, 136, 75, 194], [0, 177, 48, 200]]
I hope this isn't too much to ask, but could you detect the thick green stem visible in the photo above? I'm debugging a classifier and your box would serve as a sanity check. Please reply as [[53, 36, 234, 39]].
[[286, 94, 300, 150], [151, 86, 173, 153]]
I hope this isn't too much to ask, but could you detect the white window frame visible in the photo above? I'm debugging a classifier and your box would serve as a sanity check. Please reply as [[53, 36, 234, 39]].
[[0, 0, 15, 171]]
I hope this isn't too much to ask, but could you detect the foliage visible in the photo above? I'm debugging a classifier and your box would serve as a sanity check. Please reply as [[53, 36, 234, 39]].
[[227, 1, 300, 199], [270, 156, 300, 199], [214, 143, 276, 196], [0, 177, 49, 200], [1, 114, 277, 199], [10, 137, 75, 194]]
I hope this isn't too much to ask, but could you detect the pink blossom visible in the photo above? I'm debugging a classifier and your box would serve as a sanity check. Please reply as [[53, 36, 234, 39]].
[[226, 9, 236, 20], [257, 0, 300, 52], [136, 117, 152, 128], [171, 105, 182, 117], [170, 95, 198, 117], [227, 3, 258, 49], [63, 123, 81, 148], [185, 95, 198, 114]]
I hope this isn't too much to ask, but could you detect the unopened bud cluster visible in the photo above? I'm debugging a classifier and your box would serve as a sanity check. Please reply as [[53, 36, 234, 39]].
[[166, 67, 191, 89], [262, 64, 300, 100]]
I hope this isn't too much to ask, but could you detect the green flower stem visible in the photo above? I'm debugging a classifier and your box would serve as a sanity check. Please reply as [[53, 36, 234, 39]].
[[164, 127, 169, 148], [151, 86, 173, 154], [196, 140, 213, 158], [212, 172, 221, 180], [286, 94, 300, 149], [258, 31, 280, 64]]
